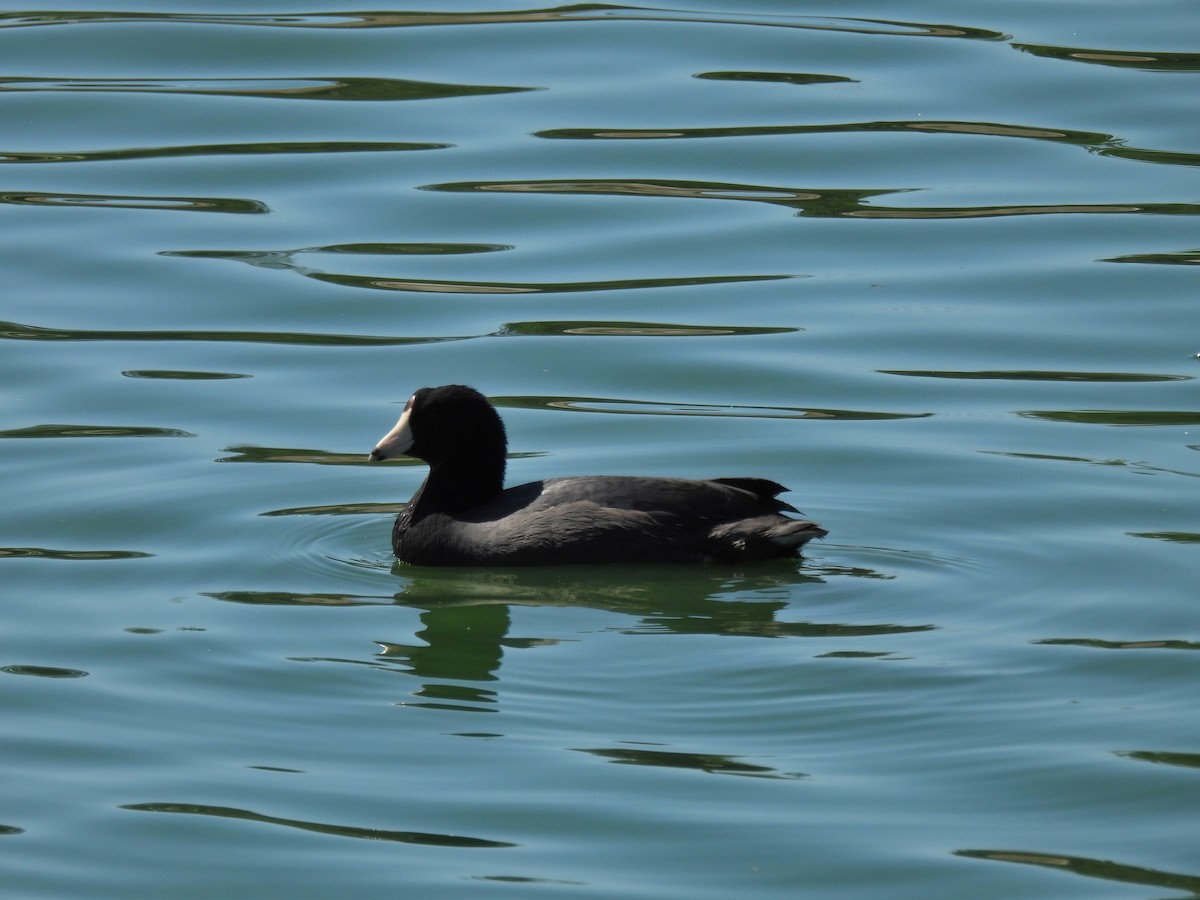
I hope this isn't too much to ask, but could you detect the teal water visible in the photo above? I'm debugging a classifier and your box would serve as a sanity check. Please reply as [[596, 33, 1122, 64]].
[[3, 3, 1199, 897]]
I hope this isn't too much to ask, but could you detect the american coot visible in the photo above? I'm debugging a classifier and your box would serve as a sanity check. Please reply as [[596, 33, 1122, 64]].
[[368, 385, 826, 566]]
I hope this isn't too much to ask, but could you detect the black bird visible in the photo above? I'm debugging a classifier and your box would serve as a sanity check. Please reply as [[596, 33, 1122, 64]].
[[368, 385, 826, 566]]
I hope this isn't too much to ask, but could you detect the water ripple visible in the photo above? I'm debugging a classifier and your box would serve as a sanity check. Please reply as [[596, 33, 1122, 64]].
[[206, 590, 391, 608], [0, 192, 266, 214], [696, 70, 857, 86], [0, 423, 194, 439], [0, 547, 153, 561], [122, 369, 250, 380], [423, 177, 853, 208], [956, 848, 1200, 894], [0, 141, 449, 164], [308, 271, 792, 295], [216, 446, 385, 466], [261, 502, 402, 517], [494, 395, 931, 421], [1118, 750, 1200, 770], [539, 119, 1108, 143], [426, 177, 1200, 219], [163, 246, 792, 293], [1035, 638, 1200, 651], [1, 664, 89, 677], [538, 120, 1200, 171], [1018, 410, 1200, 427], [1128, 531, 1200, 543], [0, 76, 532, 102], [0, 319, 466, 347], [0, 7, 1008, 41], [1014, 42, 1200, 72], [121, 802, 516, 848], [574, 745, 805, 780], [843, 202, 1188, 220], [1, 318, 791, 348], [497, 320, 795, 337], [1104, 248, 1200, 265], [981, 450, 1200, 480], [881, 369, 1191, 383], [217, 445, 539, 467]]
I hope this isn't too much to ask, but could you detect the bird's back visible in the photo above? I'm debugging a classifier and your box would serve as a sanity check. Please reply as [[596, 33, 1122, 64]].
[[394, 475, 825, 566]]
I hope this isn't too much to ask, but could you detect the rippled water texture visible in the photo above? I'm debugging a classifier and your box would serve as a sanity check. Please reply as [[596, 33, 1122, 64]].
[[2, 3, 1198, 898]]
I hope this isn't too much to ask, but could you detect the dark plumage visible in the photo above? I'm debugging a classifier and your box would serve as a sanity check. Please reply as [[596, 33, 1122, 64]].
[[368, 385, 826, 566]]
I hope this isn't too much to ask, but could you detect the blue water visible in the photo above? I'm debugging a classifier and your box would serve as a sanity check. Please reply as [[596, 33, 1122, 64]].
[[3, 3, 1199, 897]]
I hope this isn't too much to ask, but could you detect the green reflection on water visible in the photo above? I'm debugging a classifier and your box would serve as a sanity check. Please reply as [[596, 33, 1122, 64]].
[[0, 75, 532, 102], [121, 802, 515, 848], [956, 848, 1200, 895], [0, 547, 153, 560], [0, 141, 449, 164], [0, 424, 193, 439]]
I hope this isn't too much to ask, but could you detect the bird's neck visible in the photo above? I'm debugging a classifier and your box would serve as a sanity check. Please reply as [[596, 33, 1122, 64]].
[[414, 453, 506, 517]]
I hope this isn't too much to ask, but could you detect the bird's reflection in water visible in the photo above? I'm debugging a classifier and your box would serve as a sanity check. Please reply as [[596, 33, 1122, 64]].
[[207, 558, 929, 712]]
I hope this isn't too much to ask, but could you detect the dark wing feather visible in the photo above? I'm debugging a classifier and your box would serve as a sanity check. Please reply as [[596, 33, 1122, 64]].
[[395, 475, 823, 565]]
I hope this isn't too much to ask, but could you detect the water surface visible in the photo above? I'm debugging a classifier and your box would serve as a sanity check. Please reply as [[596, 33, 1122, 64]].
[[2, 2, 1198, 898]]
